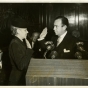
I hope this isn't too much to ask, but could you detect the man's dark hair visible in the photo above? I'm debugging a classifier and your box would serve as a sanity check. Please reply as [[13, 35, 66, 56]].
[[55, 16, 69, 27]]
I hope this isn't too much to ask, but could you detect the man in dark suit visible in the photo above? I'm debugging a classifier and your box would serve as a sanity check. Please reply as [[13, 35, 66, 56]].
[[8, 17, 33, 85], [38, 16, 82, 59]]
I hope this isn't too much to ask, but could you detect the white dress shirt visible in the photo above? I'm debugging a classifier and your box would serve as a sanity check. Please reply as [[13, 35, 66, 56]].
[[57, 31, 67, 46]]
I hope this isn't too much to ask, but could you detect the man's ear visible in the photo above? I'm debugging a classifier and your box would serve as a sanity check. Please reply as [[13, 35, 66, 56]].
[[17, 28, 20, 34], [63, 25, 67, 30]]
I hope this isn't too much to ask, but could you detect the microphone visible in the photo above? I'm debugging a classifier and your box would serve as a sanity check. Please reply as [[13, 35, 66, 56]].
[[76, 42, 85, 52], [50, 51, 58, 59], [44, 41, 55, 59], [76, 42, 88, 58], [46, 44, 54, 50], [45, 41, 55, 50], [0, 50, 3, 69], [77, 45, 85, 52], [75, 52, 82, 59]]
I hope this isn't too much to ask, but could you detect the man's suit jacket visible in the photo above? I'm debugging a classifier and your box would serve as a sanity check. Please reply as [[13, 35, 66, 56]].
[[50, 33, 79, 59], [39, 32, 79, 59]]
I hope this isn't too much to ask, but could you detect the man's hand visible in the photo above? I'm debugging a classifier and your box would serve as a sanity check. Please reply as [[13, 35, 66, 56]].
[[25, 38, 32, 49], [38, 27, 47, 41]]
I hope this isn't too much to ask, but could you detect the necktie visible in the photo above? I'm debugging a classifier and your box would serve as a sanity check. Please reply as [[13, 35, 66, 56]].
[[57, 37, 60, 47]]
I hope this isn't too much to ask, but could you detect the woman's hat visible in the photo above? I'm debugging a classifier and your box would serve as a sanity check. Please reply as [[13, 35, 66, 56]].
[[11, 17, 28, 28]]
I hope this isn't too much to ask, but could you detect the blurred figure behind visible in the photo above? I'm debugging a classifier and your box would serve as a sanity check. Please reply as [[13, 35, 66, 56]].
[[27, 32, 45, 58], [31, 32, 40, 48]]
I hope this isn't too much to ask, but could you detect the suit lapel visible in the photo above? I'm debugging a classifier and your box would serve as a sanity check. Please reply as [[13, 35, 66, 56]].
[[58, 33, 69, 47], [51, 35, 58, 47], [55, 33, 70, 53]]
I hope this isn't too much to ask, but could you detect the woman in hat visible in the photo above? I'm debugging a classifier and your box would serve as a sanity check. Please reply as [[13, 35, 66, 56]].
[[8, 18, 33, 85]]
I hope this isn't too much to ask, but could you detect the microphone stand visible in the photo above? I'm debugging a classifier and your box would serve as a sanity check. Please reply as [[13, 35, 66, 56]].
[[44, 50, 48, 59]]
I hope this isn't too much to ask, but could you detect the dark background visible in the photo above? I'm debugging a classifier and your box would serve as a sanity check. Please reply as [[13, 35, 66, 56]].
[[0, 3, 88, 48]]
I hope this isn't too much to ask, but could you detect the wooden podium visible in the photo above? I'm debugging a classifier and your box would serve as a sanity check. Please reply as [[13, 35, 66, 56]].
[[26, 58, 88, 85]]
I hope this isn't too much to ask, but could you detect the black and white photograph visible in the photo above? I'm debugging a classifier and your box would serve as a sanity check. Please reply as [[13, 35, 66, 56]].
[[0, 3, 88, 86]]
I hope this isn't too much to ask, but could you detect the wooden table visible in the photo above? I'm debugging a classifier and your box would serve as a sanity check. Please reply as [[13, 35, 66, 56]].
[[26, 58, 88, 85]]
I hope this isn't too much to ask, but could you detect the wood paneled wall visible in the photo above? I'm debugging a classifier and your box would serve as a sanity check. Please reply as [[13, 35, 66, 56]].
[[0, 3, 88, 47], [0, 3, 43, 48], [43, 3, 88, 41]]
